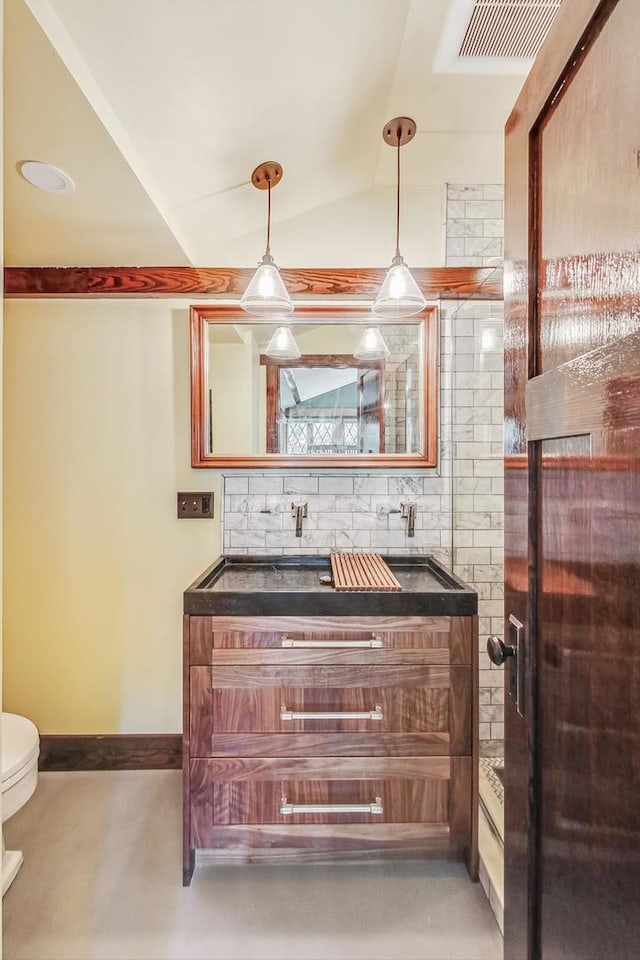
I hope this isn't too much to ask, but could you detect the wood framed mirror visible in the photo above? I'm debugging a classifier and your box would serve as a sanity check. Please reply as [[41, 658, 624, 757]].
[[190, 304, 438, 468]]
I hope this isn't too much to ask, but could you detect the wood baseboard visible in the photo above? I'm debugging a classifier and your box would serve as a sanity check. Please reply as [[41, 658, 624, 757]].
[[38, 734, 182, 771]]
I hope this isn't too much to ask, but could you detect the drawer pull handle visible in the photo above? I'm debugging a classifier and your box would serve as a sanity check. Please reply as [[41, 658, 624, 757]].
[[280, 796, 383, 816], [280, 704, 383, 722], [280, 635, 384, 649]]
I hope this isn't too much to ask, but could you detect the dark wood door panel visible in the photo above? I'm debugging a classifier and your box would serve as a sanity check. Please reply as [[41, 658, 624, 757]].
[[505, 0, 640, 955], [538, 428, 640, 959], [526, 330, 640, 443], [538, 0, 640, 374]]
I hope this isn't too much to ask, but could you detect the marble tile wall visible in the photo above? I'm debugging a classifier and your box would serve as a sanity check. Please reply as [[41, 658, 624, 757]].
[[445, 184, 504, 268], [223, 472, 452, 562], [443, 182, 505, 755]]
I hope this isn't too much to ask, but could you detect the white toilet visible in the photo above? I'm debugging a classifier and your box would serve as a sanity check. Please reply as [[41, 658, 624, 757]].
[[2, 712, 40, 894]]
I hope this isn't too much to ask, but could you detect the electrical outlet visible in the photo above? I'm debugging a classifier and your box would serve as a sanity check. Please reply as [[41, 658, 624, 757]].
[[177, 492, 214, 519]]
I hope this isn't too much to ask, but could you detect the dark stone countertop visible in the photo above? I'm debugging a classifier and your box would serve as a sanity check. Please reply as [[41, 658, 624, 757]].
[[184, 555, 477, 617]]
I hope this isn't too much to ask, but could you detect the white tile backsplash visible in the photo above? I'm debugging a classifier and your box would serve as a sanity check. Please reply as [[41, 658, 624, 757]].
[[318, 477, 354, 495]]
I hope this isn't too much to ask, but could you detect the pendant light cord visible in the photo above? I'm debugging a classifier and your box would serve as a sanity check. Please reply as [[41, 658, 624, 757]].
[[395, 135, 401, 260], [265, 178, 272, 259]]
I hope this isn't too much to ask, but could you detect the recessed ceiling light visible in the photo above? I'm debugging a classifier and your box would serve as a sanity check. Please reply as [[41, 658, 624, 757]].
[[19, 161, 75, 194]]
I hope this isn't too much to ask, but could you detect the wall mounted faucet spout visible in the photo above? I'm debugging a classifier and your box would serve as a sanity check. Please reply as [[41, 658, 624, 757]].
[[401, 501, 417, 538], [291, 501, 308, 537]]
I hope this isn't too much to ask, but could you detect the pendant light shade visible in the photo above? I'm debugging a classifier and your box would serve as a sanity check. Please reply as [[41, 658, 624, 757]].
[[372, 256, 427, 319], [264, 325, 301, 360], [240, 161, 293, 318], [241, 255, 293, 317], [373, 118, 426, 319], [353, 326, 390, 361]]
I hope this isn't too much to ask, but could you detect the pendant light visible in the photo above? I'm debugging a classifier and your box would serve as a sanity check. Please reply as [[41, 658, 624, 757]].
[[372, 117, 427, 318], [240, 161, 293, 317], [353, 326, 390, 361], [264, 325, 301, 360]]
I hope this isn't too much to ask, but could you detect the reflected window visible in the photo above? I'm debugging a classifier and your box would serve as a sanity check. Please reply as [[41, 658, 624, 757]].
[[284, 417, 359, 455], [262, 356, 385, 455]]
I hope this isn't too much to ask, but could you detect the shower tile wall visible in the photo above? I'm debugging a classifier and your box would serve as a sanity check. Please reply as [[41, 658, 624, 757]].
[[445, 183, 504, 268], [447, 300, 504, 758], [444, 181, 505, 758]]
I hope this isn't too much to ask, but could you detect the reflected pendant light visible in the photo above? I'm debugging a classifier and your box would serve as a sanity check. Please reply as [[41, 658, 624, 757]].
[[264, 325, 301, 360], [240, 161, 293, 317], [353, 326, 390, 361], [372, 117, 427, 318]]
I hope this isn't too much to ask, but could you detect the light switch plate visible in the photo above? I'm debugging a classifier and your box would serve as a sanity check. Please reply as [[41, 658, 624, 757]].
[[177, 492, 214, 518]]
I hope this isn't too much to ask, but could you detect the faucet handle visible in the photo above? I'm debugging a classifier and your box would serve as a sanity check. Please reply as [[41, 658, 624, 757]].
[[400, 500, 417, 538], [290, 500, 308, 538]]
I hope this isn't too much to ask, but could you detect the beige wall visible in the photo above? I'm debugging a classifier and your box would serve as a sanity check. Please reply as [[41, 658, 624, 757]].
[[210, 337, 255, 454], [3, 300, 222, 733]]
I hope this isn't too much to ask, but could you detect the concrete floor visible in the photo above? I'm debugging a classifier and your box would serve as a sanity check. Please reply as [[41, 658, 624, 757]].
[[3, 771, 503, 960]]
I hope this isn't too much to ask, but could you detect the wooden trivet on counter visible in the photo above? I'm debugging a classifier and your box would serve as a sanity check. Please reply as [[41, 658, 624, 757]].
[[330, 552, 403, 592]]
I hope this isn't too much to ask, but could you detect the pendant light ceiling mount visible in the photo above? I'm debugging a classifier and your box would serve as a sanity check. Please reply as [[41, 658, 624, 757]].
[[382, 116, 417, 147], [251, 161, 283, 190]]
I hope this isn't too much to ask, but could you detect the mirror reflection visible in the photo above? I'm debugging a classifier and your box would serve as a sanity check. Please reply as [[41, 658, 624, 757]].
[[191, 306, 438, 467], [268, 361, 381, 456]]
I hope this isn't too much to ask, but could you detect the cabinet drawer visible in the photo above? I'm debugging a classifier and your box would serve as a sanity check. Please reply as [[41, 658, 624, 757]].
[[189, 616, 472, 665], [189, 665, 471, 754], [190, 757, 471, 834]]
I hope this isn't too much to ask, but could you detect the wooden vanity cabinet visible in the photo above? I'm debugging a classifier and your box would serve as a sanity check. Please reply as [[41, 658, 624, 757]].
[[183, 614, 478, 885]]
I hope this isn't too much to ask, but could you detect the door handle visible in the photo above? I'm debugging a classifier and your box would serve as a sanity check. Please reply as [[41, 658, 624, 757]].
[[487, 635, 515, 665], [488, 616, 525, 718]]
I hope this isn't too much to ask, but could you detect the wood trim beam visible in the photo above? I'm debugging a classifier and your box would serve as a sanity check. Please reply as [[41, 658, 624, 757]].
[[3, 265, 503, 300], [38, 733, 182, 770]]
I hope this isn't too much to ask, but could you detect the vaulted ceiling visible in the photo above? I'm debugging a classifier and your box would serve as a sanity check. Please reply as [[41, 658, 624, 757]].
[[4, 0, 532, 267]]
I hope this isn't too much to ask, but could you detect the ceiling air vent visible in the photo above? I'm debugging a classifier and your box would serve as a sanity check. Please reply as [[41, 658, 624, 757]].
[[433, 0, 564, 75]]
